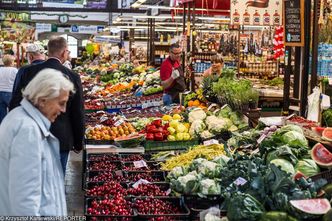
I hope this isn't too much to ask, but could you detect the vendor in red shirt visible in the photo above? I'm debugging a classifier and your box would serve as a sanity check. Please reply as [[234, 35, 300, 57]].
[[160, 43, 186, 105]]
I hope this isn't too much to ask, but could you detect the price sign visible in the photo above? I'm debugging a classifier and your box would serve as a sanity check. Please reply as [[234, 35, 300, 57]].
[[114, 119, 124, 127], [234, 177, 248, 186], [203, 139, 219, 146], [132, 179, 151, 189], [283, 0, 304, 46], [166, 188, 172, 196], [115, 170, 123, 177], [257, 134, 267, 144], [133, 160, 148, 168]]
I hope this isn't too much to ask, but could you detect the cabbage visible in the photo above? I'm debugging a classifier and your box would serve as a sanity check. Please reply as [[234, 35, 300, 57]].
[[270, 159, 295, 175], [295, 159, 320, 177], [281, 131, 308, 148], [266, 145, 298, 165], [278, 125, 304, 135]]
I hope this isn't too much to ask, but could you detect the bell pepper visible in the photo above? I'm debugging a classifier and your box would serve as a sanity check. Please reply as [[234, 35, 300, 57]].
[[163, 123, 170, 130], [146, 125, 157, 133], [154, 132, 164, 141], [146, 133, 154, 140], [152, 119, 162, 127]]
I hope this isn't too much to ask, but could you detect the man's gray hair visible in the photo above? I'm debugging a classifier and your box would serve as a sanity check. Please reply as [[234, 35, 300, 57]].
[[22, 68, 75, 106]]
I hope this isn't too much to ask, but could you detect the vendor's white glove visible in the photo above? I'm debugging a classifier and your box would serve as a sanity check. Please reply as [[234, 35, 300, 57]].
[[171, 69, 180, 79]]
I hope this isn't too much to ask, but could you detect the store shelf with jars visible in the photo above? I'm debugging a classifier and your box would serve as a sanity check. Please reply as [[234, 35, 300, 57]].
[[237, 27, 280, 80], [192, 30, 238, 73]]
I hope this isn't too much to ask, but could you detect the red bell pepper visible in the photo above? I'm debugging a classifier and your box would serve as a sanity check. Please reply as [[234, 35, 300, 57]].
[[163, 123, 170, 130], [146, 133, 154, 140], [154, 132, 164, 141], [152, 119, 162, 127], [146, 125, 157, 133]]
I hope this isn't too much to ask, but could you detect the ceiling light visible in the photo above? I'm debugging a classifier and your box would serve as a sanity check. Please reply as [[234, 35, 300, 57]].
[[133, 15, 182, 19]]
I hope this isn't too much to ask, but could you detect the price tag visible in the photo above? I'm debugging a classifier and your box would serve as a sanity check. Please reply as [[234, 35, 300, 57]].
[[285, 113, 295, 120], [203, 139, 219, 146], [100, 116, 108, 123], [234, 177, 247, 186], [114, 119, 124, 127], [257, 134, 267, 144], [142, 102, 149, 109], [133, 160, 148, 168], [166, 188, 172, 196], [115, 170, 123, 177], [132, 179, 151, 189]]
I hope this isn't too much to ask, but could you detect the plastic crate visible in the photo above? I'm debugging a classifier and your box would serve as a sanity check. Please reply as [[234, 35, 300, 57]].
[[134, 197, 190, 221], [126, 182, 170, 197], [144, 140, 199, 152], [85, 170, 128, 184], [126, 171, 166, 183], [119, 153, 152, 162], [86, 161, 123, 172], [87, 153, 122, 162], [85, 182, 128, 198], [122, 161, 161, 172], [85, 197, 136, 221], [310, 169, 332, 184]]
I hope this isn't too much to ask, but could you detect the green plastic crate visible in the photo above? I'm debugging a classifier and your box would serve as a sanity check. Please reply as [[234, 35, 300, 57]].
[[144, 140, 199, 152]]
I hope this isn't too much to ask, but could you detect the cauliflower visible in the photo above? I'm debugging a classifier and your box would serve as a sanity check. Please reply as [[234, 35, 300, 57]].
[[188, 109, 207, 123], [190, 158, 222, 178], [199, 178, 221, 196], [189, 120, 206, 138], [213, 155, 230, 167], [200, 130, 214, 139], [167, 166, 188, 181], [171, 171, 200, 194], [206, 116, 228, 133]]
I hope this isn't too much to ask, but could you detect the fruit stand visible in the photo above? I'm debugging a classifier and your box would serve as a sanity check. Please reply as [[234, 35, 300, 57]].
[[77, 58, 332, 221]]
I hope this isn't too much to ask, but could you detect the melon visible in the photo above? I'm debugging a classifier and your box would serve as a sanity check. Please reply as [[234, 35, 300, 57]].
[[312, 126, 326, 136], [311, 143, 332, 168], [322, 127, 332, 142], [114, 134, 145, 148], [290, 198, 331, 215]]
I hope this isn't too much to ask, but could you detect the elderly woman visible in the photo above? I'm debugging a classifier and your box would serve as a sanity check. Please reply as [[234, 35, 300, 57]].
[[203, 54, 224, 77], [0, 54, 17, 123], [0, 68, 74, 216]]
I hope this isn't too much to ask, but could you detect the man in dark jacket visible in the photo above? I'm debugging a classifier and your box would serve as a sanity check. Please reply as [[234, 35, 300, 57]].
[[9, 36, 85, 175], [12, 43, 46, 93]]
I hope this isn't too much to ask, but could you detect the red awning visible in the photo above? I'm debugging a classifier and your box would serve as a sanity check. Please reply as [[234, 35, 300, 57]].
[[172, 0, 230, 16]]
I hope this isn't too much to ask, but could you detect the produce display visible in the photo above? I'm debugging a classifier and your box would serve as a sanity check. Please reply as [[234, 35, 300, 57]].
[[80, 59, 332, 220]]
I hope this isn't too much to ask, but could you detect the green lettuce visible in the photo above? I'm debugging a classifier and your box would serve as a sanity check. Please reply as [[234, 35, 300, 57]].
[[295, 159, 320, 177]]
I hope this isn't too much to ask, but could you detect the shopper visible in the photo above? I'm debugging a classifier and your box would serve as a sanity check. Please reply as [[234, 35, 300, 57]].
[[9, 36, 85, 175], [160, 43, 186, 105], [0, 55, 17, 124], [0, 68, 73, 216], [203, 54, 224, 77], [12, 43, 46, 94], [63, 51, 72, 69]]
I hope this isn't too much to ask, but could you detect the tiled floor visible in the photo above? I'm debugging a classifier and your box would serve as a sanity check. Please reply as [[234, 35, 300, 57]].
[[65, 151, 84, 215]]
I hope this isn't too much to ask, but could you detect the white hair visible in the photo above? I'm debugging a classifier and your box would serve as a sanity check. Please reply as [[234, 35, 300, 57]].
[[22, 68, 75, 106]]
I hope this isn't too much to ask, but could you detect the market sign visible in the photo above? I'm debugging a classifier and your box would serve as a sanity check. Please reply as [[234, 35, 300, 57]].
[[36, 23, 52, 33], [70, 25, 105, 34], [283, 0, 304, 46], [0, 12, 30, 23], [230, 0, 282, 26]]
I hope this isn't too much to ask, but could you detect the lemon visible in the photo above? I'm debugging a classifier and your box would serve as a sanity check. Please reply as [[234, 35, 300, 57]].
[[172, 114, 182, 120]]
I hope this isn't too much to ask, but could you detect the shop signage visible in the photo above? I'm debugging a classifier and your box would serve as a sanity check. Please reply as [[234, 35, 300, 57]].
[[283, 0, 304, 46], [36, 23, 52, 33], [69, 25, 104, 34], [230, 0, 282, 26]]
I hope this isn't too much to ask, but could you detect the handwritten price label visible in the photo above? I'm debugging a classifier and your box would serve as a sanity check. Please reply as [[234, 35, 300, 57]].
[[114, 119, 124, 127], [234, 177, 248, 186], [133, 160, 148, 168], [257, 134, 267, 144], [203, 139, 219, 146], [132, 179, 151, 189]]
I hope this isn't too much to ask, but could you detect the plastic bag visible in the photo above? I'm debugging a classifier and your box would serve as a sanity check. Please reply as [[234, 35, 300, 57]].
[[200, 207, 221, 221]]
